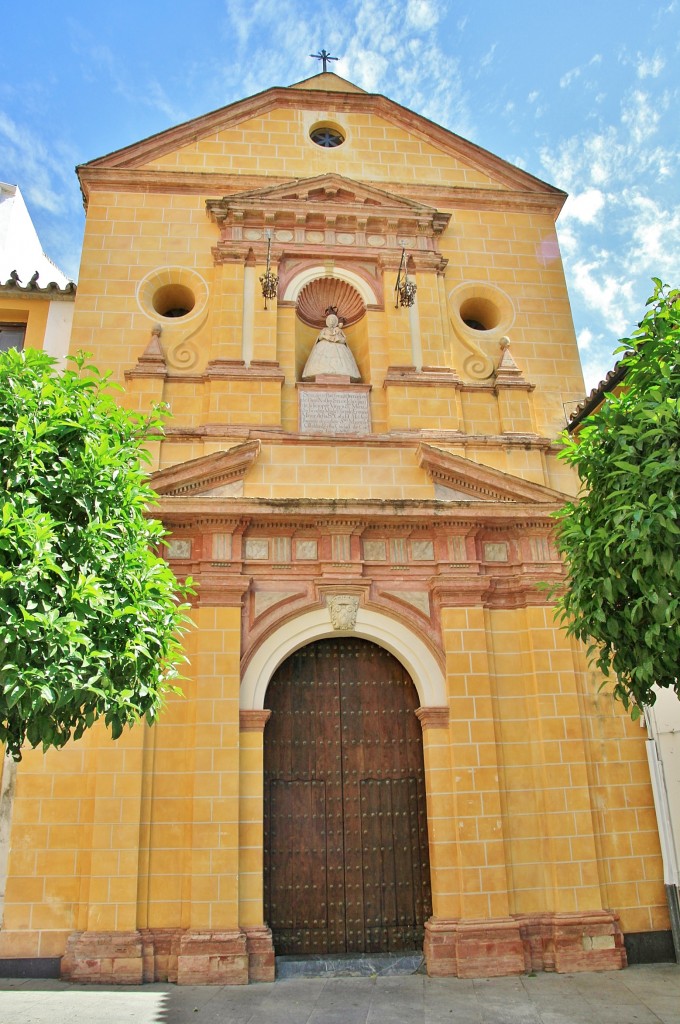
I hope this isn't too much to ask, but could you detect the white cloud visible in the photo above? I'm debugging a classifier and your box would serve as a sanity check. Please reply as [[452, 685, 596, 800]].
[[636, 51, 666, 78], [561, 188, 606, 225], [571, 259, 635, 337], [527, 90, 539, 103], [560, 67, 581, 89], [406, 0, 439, 30], [577, 327, 595, 351], [480, 43, 497, 69], [621, 89, 661, 144], [0, 112, 76, 215]]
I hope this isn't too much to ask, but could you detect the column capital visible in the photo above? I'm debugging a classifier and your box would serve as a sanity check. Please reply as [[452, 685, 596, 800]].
[[416, 706, 450, 730], [239, 709, 272, 732]]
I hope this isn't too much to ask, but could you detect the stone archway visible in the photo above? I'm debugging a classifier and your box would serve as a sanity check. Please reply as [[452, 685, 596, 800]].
[[240, 604, 447, 712]]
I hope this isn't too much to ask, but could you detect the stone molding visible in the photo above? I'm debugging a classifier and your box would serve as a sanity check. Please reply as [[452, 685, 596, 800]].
[[417, 443, 569, 504], [239, 709, 272, 732], [151, 441, 261, 496], [415, 706, 450, 730]]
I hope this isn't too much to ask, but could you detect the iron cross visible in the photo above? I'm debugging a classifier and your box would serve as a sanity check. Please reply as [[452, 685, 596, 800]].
[[310, 49, 339, 73]]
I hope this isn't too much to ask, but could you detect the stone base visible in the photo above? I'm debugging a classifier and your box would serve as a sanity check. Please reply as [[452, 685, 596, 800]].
[[424, 911, 627, 978], [425, 917, 525, 978], [243, 925, 275, 982], [61, 930, 144, 984], [176, 930, 248, 985], [518, 911, 627, 973], [61, 927, 269, 985], [140, 927, 183, 983]]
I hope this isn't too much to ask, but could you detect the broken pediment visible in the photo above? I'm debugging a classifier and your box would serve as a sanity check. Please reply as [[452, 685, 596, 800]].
[[207, 173, 450, 270], [417, 443, 569, 504], [207, 173, 449, 229], [150, 440, 260, 497]]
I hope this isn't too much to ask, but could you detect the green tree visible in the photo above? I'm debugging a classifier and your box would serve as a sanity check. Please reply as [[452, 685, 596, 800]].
[[0, 348, 193, 760], [555, 280, 680, 716]]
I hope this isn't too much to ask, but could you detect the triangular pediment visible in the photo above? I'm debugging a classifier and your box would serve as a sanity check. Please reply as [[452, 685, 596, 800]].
[[418, 444, 569, 504], [150, 441, 260, 497], [77, 81, 564, 204]]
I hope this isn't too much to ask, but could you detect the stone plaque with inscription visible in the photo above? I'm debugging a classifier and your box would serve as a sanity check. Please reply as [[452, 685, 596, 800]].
[[299, 387, 371, 435]]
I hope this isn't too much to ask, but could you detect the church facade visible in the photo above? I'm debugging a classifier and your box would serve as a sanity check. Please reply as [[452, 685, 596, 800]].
[[0, 73, 669, 983]]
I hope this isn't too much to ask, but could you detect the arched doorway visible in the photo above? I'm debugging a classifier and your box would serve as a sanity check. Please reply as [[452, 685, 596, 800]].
[[263, 637, 432, 956]]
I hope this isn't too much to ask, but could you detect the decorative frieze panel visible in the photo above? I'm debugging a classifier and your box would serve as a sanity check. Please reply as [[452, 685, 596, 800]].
[[483, 542, 509, 563], [363, 539, 387, 561], [166, 538, 192, 559], [411, 540, 434, 561], [244, 539, 270, 560], [294, 539, 318, 560]]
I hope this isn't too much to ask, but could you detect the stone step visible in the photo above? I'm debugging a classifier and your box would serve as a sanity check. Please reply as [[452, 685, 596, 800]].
[[275, 952, 425, 979]]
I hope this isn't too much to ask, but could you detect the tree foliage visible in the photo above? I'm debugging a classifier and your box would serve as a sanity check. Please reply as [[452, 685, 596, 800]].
[[0, 348, 193, 760], [555, 280, 680, 716]]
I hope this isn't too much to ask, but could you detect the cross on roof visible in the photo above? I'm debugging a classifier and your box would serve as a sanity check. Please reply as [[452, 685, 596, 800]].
[[310, 49, 339, 73]]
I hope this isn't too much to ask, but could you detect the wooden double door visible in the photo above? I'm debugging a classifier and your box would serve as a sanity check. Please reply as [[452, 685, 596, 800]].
[[263, 638, 432, 955]]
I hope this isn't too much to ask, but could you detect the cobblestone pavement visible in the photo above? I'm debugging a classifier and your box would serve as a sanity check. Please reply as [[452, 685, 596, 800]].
[[0, 964, 678, 1024]]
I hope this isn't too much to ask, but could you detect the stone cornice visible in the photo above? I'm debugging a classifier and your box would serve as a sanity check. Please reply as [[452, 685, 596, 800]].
[[154, 495, 562, 529], [161, 424, 556, 451], [76, 167, 564, 219]]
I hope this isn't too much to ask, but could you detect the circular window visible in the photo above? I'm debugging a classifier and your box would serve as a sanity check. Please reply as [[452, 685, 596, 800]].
[[459, 296, 502, 332], [136, 267, 208, 326], [448, 282, 515, 338], [310, 123, 345, 148], [152, 283, 196, 319]]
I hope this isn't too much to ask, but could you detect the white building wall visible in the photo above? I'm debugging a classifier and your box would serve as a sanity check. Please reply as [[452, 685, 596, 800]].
[[0, 183, 71, 288]]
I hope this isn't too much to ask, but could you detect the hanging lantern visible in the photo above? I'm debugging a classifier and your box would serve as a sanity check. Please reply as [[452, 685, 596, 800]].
[[394, 246, 417, 308], [259, 231, 278, 309]]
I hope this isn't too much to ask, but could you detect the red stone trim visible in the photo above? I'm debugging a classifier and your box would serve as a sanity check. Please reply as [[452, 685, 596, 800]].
[[423, 911, 626, 979], [384, 366, 463, 387], [416, 706, 449, 729], [424, 917, 525, 979], [239, 709, 272, 732], [63, 927, 272, 985], [61, 930, 144, 984], [140, 927, 183, 983], [243, 925, 275, 982], [204, 359, 285, 382], [177, 930, 248, 985], [516, 910, 626, 974]]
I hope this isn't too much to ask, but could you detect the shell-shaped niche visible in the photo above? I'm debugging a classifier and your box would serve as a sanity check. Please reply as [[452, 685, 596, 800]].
[[296, 277, 366, 328]]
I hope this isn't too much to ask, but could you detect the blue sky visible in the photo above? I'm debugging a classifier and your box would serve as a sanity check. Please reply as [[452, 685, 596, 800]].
[[2, 0, 678, 391]]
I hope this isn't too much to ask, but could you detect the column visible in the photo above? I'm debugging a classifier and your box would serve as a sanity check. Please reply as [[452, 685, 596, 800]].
[[238, 710, 275, 982], [177, 603, 248, 984]]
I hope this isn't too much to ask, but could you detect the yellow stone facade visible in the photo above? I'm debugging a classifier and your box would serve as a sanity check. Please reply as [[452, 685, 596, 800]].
[[0, 73, 668, 983]]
